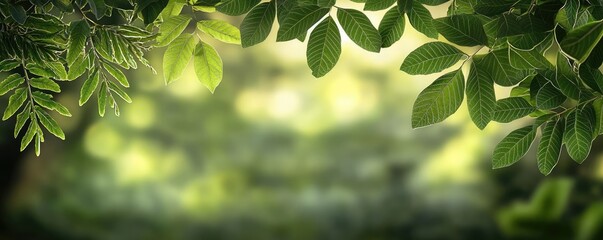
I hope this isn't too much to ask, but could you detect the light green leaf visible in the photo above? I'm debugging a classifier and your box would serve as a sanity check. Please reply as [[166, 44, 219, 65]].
[[594, 99, 603, 136], [492, 97, 535, 123], [156, 15, 192, 47], [98, 83, 107, 117], [434, 14, 487, 46], [412, 70, 465, 128], [400, 42, 465, 75], [378, 6, 405, 48], [9, 4, 27, 24], [492, 126, 536, 169], [307, 17, 341, 78], [67, 53, 88, 81], [337, 8, 382, 52], [20, 119, 37, 151], [564, 106, 596, 163], [0, 73, 24, 96], [417, 0, 448, 5], [163, 34, 198, 84], [508, 45, 552, 70], [30, 77, 61, 93], [277, 5, 329, 41], [108, 81, 132, 103], [466, 62, 495, 129], [32, 91, 72, 117], [559, 20, 603, 63], [537, 118, 564, 175], [3, 88, 27, 120], [480, 48, 531, 86], [194, 41, 223, 93], [67, 20, 90, 66], [14, 108, 30, 138], [0, 59, 20, 72], [240, 1, 276, 48], [79, 69, 100, 106], [197, 20, 241, 45], [408, 3, 438, 38], [34, 106, 65, 140], [103, 63, 129, 87]]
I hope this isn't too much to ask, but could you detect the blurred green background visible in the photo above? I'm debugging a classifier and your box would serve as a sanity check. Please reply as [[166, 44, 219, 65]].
[[2, 2, 603, 239]]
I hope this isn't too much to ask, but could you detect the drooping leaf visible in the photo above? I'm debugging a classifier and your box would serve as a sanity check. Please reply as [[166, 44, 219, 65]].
[[240, 1, 276, 48], [163, 34, 198, 84], [492, 126, 537, 169], [103, 63, 129, 87], [508, 45, 552, 70], [400, 42, 465, 75], [537, 118, 564, 175], [20, 120, 38, 151], [34, 106, 65, 140], [98, 83, 107, 117], [30, 77, 61, 93], [556, 53, 582, 100], [480, 48, 531, 86], [14, 109, 30, 138], [492, 97, 536, 123], [417, 0, 449, 6], [9, 4, 27, 24], [3, 88, 28, 120], [434, 14, 488, 46], [564, 106, 596, 163], [466, 61, 496, 129], [193, 41, 223, 93], [276, 5, 329, 41], [378, 6, 405, 48], [307, 17, 341, 78], [408, 3, 438, 38], [337, 8, 382, 52], [79, 69, 100, 106], [67, 20, 90, 66], [197, 20, 241, 45], [87, 0, 107, 19], [156, 15, 192, 47], [364, 0, 396, 11], [412, 70, 465, 128]]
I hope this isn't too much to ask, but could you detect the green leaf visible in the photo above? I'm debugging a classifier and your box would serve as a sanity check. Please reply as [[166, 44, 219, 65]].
[[378, 6, 405, 48], [492, 97, 535, 123], [434, 14, 487, 46], [240, 1, 276, 48], [412, 70, 465, 128], [20, 120, 38, 151], [480, 48, 530, 86], [276, 5, 329, 42], [0, 59, 20, 72], [307, 16, 341, 78], [67, 20, 90, 66], [492, 126, 537, 169], [466, 62, 495, 129], [364, 0, 396, 11], [32, 91, 71, 117], [108, 81, 132, 103], [337, 8, 382, 52], [14, 108, 30, 138], [400, 42, 465, 75], [537, 118, 564, 175], [45, 62, 68, 81], [197, 20, 241, 45], [87, 0, 107, 19], [216, 0, 260, 16], [508, 45, 552, 70], [98, 83, 107, 117], [103, 63, 129, 87], [79, 69, 100, 106], [163, 34, 198, 84], [531, 75, 567, 109], [30, 77, 61, 93], [579, 64, 603, 93], [156, 15, 192, 47], [67, 54, 88, 80], [139, 0, 168, 25], [417, 0, 448, 5], [564, 106, 596, 163], [194, 41, 223, 93], [0, 73, 24, 96], [408, 3, 438, 38], [594, 99, 603, 136], [559, 20, 603, 63], [34, 106, 65, 140], [3, 88, 27, 120], [556, 53, 582, 100], [9, 4, 27, 24]]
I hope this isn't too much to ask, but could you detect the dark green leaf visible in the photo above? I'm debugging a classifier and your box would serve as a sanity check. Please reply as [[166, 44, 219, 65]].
[[492, 126, 536, 169], [480, 48, 531, 86], [412, 70, 465, 128], [193, 41, 223, 93], [241, 1, 276, 48], [79, 69, 100, 106], [559, 20, 603, 63], [34, 106, 65, 140], [537, 118, 564, 175], [400, 42, 465, 75], [276, 5, 329, 42], [408, 3, 438, 38], [67, 20, 90, 66], [0, 73, 24, 96], [216, 0, 261, 16], [378, 6, 405, 48], [434, 14, 487, 46], [508, 45, 552, 70], [564, 106, 596, 163], [466, 61, 495, 129], [492, 97, 535, 123], [337, 8, 382, 52], [3, 87, 27, 120], [30, 77, 60, 93]]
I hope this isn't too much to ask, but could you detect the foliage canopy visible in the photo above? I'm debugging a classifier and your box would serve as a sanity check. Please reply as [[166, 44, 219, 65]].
[[1, 0, 603, 175]]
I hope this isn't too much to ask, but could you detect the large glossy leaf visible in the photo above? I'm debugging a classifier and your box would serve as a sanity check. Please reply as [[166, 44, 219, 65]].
[[163, 34, 198, 84], [434, 14, 487, 46], [466, 61, 495, 129], [240, 1, 276, 48], [337, 8, 382, 52], [378, 6, 405, 48], [400, 42, 465, 75], [364, 0, 396, 11], [559, 20, 603, 63], [508, 45, 552, 70], [307, 17, 341, 78], [67, 20, 90, 66], [492, 97, 535, 123], [564, 106, 596, 163], [276, 5, 329, 41], [492, 126, 536, 169], [156, 15, 191, 47], [197, 20, 241, 45], [216, 0, 260, 15], [537, 118, 564, 175], [194, 41, 223, 93], [412, 70, 465, 128], [408, 3, 438, 38], [480, 48, 531, 86]]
